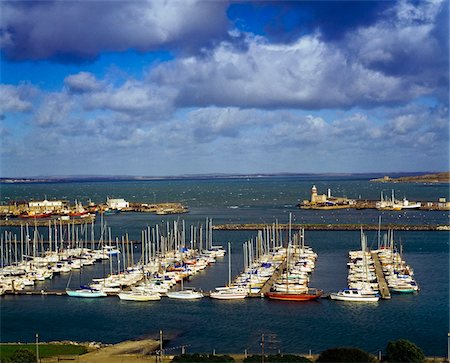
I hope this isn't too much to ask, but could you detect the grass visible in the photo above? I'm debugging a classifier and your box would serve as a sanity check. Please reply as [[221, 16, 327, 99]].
[[0, 343, 88, 360]]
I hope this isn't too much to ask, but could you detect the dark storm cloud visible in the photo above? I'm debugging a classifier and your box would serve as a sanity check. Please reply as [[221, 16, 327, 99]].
[[228, 1, 394, 42], [347, 1, 448, 88], [0, 0, 229, 62]]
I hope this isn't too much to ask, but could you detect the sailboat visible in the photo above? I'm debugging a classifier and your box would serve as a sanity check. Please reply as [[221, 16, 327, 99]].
[[210, 242, 247, 300], [66, 286, 108, 298], [265, 222, 323, 301], [65, 268, 107, 298], [166, 275, 203, 300], [330, 229, 379, 302], [118, 290, 161, 301]]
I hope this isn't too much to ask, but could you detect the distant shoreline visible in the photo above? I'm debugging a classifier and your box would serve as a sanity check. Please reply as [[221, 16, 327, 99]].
[[370, 172, 450, 184], [1, 172, 445, 184]]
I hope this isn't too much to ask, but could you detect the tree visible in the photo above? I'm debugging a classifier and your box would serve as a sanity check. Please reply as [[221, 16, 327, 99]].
[[316, 347, 376, 362], [7, 349, 37, 363], [386, 339, 425, 363]]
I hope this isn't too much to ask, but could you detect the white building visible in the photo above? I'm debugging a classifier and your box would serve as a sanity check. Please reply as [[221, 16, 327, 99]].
[[106, 198, 129, 210], [28, 199, 65, 212]]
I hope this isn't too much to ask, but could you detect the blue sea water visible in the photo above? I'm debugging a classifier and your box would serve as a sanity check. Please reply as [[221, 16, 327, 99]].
[[0, 176, 449, 355]]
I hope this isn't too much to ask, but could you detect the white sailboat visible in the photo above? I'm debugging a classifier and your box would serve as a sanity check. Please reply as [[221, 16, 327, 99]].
[[166, 276, 203, 300], [210, 242, 247, 300], [65, 269, 107, 298], [330, 230, 380, 302], [118, 290, 161, 301]]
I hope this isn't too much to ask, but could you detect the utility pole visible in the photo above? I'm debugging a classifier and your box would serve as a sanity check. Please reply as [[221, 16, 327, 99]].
[[261, 334, 264, 363], [35, 333, 39, 363], [159, 330, 163, 363]]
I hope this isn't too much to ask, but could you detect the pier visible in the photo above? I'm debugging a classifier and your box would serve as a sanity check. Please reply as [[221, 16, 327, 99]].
[[249, 258, 287, 298], [371, 252, 391, 299], [213, 223, 448, 231]]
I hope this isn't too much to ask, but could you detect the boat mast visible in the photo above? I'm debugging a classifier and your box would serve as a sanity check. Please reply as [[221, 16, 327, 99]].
[[228, 242, 231, 287]]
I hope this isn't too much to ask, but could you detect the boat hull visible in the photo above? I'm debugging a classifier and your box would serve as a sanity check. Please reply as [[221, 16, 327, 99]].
[[118, 293, 161, 301], [66, 290, 107, 298], [390, 288, 417, 294], [209, 292, 247, 300], [329, 293, 379, 302], [265, 291, 322, 301], [166, 291, 203, 299]]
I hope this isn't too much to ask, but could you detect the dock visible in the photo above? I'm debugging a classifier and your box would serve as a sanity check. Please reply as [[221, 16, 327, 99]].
[[3, 290, 120, 297], [371, 252, 391, 299], [4, 290, 68, 296], [248, 258, 287, 298]]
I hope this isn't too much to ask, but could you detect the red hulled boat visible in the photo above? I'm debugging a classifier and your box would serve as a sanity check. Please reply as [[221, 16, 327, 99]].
[[265, 288, 323, 301]]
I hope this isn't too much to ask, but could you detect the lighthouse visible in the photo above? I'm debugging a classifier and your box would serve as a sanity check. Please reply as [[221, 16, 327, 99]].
[[311, 185, 318, 203]]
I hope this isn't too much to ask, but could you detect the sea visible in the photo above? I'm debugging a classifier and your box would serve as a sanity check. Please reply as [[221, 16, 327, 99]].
[[0, 176, 449, 356]]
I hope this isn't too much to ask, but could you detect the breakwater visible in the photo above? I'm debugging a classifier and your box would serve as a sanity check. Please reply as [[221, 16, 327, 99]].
[[0, 217, 95, 226], [213, 223, 449, 231]]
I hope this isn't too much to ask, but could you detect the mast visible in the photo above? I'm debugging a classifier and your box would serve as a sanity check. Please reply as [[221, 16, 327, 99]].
[[228, 242, 231, 286]]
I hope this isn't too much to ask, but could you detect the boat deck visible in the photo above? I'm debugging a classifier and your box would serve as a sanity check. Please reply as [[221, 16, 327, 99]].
[[371, 252, 391, 299]]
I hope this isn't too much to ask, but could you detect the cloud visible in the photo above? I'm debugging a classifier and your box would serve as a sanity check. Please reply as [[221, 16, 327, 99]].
[[33, 92, 73, 127], [346, 0, 448, 93], [0, 84, 36, 113], [1, 0, 229, 62], [150, 31, 432, 110], [3, 101, 448, 176], [64, 72, 102, 93], [228, 2, 393, 43], [85, 80, 175, 118], [143, 0, 446, 110]]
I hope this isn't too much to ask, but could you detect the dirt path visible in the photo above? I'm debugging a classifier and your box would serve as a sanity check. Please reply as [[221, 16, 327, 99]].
[[42, 339, 160, 363]]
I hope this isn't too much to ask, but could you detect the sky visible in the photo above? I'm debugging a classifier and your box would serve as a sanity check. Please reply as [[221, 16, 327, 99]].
[[0, 0, 449, 177]]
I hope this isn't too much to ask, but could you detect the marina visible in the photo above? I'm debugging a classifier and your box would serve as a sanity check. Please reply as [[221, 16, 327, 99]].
[[0, 215, 422, 304], [0, 177, 448, 356]]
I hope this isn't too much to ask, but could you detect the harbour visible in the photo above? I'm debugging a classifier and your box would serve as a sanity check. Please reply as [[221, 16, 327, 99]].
[[2, 0, 448, 359], [0, 177, 448, 356]]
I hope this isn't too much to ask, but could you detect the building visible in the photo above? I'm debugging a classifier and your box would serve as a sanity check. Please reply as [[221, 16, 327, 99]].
[[106, 198, 129, 210], [28, 199, 67, 213], [310, 185, 327, 204], [301, 185, 355, 209]]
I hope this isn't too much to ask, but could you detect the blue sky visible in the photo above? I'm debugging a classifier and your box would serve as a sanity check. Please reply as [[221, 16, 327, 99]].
[[1, 1, 448, 177]]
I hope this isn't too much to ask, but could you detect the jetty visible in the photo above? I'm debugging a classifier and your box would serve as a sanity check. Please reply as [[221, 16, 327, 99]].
[[0, 217, 95, 227], [371, 252, 391, 299], [213, 223, 448, 231]]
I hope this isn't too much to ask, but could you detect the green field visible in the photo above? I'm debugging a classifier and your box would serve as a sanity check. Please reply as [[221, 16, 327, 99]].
[[0, 343, 88, 361]]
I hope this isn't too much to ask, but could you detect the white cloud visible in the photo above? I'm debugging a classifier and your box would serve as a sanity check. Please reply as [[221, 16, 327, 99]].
[[85, 80, 175, 118], [64, 72, 102, 93], [33, 92, 73, 127], [150, 30, 437, 109], [0, 84, 35, 113]]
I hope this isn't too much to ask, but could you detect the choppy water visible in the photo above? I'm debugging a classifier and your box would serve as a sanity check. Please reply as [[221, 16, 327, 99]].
[[1, 177, 449, 355]]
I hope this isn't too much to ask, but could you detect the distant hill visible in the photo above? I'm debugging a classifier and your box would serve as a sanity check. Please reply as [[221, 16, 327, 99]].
[[371, 172, 450, 183]]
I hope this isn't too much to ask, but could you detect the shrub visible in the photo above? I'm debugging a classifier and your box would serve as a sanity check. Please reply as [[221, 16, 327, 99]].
[[386, 339, 425, 363], [316, 347, 376, 362], [6, 349, 37, 363]]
